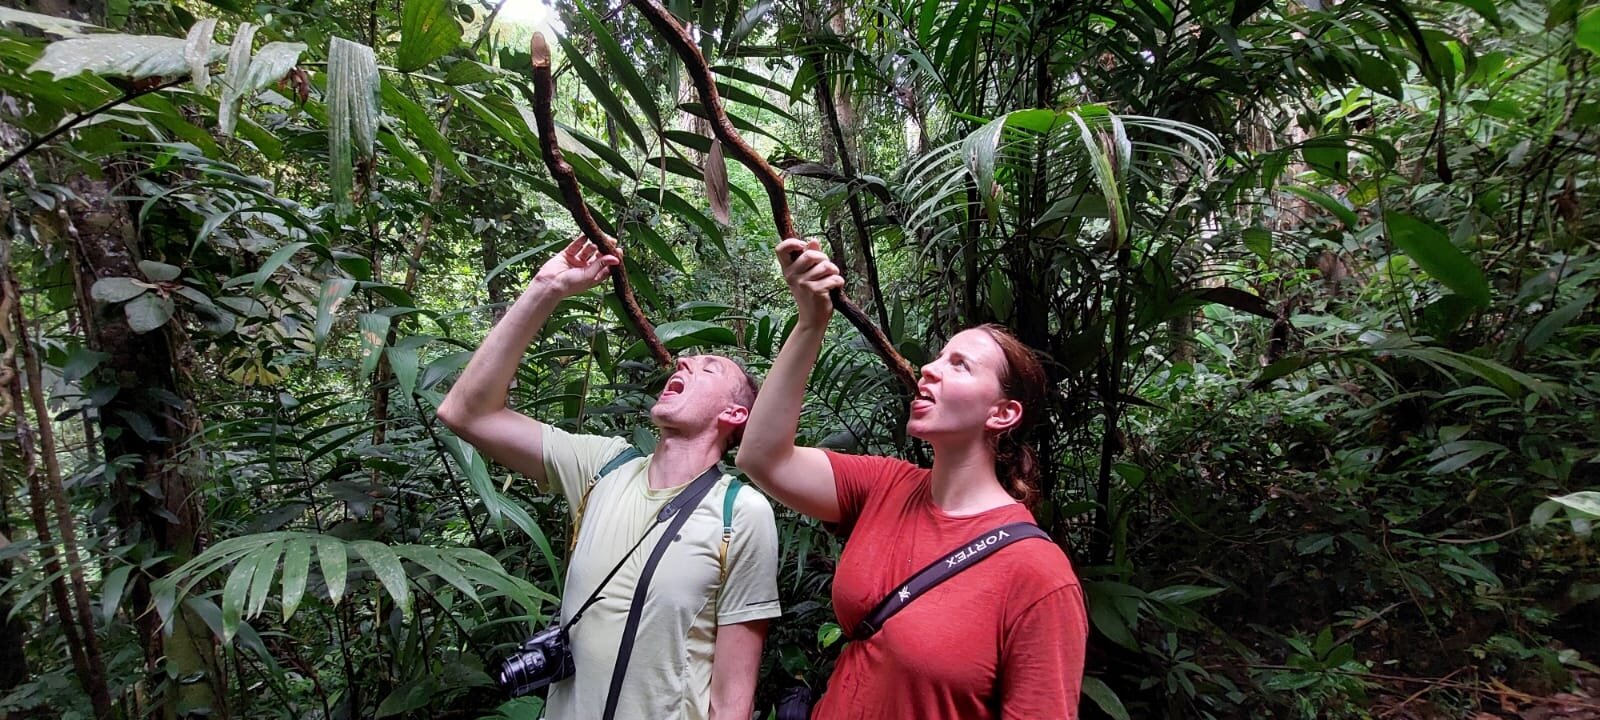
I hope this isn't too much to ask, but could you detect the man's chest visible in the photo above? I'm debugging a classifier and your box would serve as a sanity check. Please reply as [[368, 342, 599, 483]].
[[564, 490, 725, 616]]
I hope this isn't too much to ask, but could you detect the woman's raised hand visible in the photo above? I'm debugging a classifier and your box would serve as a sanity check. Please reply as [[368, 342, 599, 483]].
[[777, 237, 843, 328]]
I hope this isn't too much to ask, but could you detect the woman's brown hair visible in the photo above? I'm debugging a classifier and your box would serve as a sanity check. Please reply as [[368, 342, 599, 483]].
[[978, 324, 1048, 506]]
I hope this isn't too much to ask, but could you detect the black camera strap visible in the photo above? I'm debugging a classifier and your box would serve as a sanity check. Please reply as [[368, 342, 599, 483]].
[[600, 464, 722, 720], [852, 521, 1050, 640]]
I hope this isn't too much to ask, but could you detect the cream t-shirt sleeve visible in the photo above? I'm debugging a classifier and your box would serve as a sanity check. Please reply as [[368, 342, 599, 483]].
[[716, 489, 783, 625], [536, 422, 632, 517]]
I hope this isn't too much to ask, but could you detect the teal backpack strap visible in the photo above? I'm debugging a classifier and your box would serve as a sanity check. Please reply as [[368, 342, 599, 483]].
[[718, 479, 744, 585], [596, 446, 643, 482], [570, 445, 643, 553]]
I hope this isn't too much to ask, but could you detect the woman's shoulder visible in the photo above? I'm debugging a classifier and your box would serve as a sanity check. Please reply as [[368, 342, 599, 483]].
[[822, 450, 927, 485], [996, 529, 1082, 594]]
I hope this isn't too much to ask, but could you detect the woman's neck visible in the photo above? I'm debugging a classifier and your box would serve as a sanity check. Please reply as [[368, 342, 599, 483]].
[[927, 435, 1017, 516]]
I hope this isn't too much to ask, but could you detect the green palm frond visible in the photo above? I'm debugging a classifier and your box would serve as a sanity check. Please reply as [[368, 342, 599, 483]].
[[897, 106, 1222, 250], [154, 532, 554, 644]]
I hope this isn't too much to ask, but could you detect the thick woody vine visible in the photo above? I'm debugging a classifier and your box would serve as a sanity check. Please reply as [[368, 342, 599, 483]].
[[531, 6, 917, 392], [628, 0, 917, 393], [529, 33, 673, 368]]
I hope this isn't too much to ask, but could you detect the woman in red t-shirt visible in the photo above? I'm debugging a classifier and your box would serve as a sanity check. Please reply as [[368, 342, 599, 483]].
[[737, 238, 1089, 719]]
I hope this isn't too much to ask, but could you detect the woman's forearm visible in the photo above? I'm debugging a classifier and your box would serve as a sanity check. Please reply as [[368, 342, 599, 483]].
[[737, 319, 826, 470]]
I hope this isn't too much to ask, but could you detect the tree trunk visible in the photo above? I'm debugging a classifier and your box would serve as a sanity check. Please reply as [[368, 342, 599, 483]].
[[3, 233, 114, 718], [0, 456, 25, 692], [60, 176, 223, 719]]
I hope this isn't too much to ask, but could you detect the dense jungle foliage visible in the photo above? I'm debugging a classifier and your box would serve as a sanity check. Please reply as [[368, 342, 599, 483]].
[[0, 0, 1597, 716]]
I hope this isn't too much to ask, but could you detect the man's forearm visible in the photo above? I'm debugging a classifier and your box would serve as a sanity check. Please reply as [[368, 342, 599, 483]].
[[708, 620, 768, 720], [438, 283, 562, 420]]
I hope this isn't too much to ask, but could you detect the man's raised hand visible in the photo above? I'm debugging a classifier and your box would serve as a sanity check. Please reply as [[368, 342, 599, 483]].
[[532, 236, 621, 298]]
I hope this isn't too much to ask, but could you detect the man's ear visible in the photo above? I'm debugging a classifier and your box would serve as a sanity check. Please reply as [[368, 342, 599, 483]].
[[984, 399, 1023, 433], [719, 404, 750, 432]]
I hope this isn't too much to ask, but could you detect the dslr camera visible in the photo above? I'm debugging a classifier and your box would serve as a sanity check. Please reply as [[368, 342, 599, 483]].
[[496, 623, 575, 697]]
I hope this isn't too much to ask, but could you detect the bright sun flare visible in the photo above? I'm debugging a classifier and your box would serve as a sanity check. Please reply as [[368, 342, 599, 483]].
[[492, 0, 565, 35]]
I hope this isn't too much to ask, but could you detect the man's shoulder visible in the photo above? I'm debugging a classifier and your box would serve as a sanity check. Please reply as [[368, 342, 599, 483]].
[[724, 477, 777, 526]]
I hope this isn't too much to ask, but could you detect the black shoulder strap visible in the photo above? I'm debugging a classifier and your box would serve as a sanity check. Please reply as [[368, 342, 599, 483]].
[[853, 522, 1050, 640], [601, 466, 723, 720]]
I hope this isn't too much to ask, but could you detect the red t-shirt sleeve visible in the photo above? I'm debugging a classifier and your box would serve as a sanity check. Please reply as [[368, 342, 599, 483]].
[[999, 583, 1090, 719], [823, 450, 913, 535]]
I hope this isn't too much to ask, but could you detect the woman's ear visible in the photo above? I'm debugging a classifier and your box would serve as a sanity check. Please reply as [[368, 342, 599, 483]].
[[985, 399, 1023, 433]]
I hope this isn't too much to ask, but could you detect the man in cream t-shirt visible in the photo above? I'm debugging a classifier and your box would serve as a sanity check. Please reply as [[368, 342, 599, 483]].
[[438, 238, 781, 719]]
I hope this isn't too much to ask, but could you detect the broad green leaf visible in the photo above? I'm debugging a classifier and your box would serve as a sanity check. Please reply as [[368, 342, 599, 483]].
[[280, 538, 311, 620], [216, 23, 258, 135], [1088, 594, 1138, 650], [358, 313, 390, 376], [1148, 585, 1225, 605], [380, 79, 470, 182], [30, 33, 222, 80], [352, 541, 411, 613], [962, 115, 1005, 222], [1551, 491, 1600, 519], [443, 60, 497, 84], [184, 19, 217, 91], [139, 259, 180, 281], [221, 39, 308, 136], [638, 187, 723, 249], [92, 277, 146, 303], [1426, 440, 1504, 474], [1069, 111, 1127, 247], [1243, 227, 1272, 261], [397, 546, 478, 602], [377, 678, 443, 717], [716, 80, 794, 122], [378, 129, 432, 185], [220, 558, 255, 642], [557, 35, 647, 150], [817, 622, 842, 648], [1301, 137, 1350, 180], [1283, 186, 1359, 228], [1384, 212, 1491, 306], [1081, 677, 1131, 720], [631, 224, 685, 272], [327, 37, 380, 218], [315, 278, 356, 344], [387, 341, 420, 399], [245, 541, 283, 620], [397, 0, 462, 71], [628, 320, 737, 356], [1252, 355, 1308, 387], [124, 293, 174, 333], [1525, 291, 1596, 351], [243, 241, 311, 290], [1580, 7, 1600, 56], [100, 564, 133, 623], [574, 0, 661, 132], [316, 536, 348, 605], [0, 6, 97, 37]]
